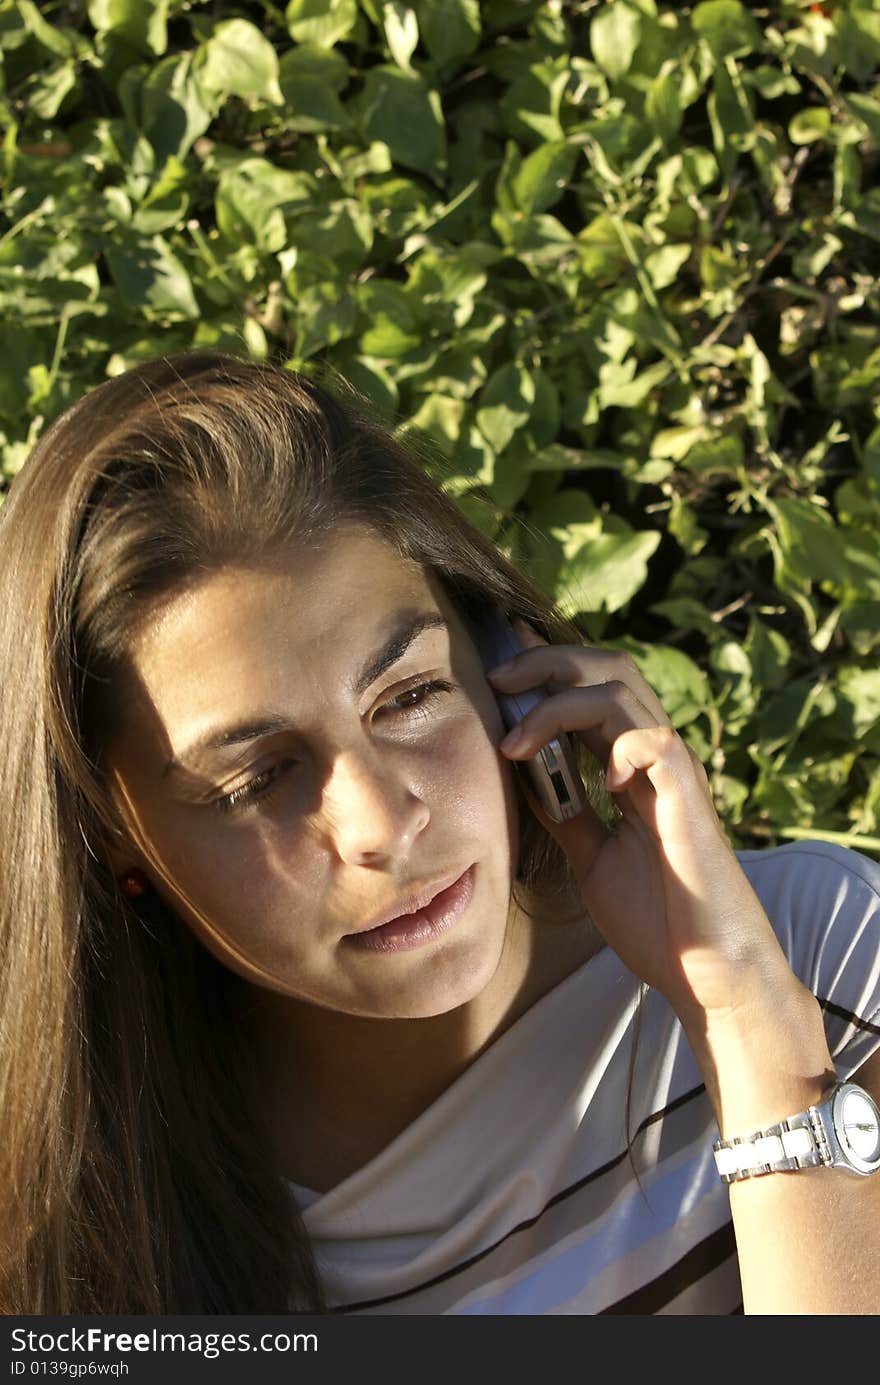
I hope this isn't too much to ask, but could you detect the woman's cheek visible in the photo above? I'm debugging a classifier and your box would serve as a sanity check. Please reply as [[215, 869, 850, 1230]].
[[155, 840, 316, 973], [429, 707, 513, 826]]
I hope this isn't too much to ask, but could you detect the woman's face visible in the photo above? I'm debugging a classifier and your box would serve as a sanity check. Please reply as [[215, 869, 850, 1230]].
[[105, 524, 524, 1020]]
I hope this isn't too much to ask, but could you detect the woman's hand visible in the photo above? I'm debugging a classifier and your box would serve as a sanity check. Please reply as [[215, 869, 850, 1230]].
[[488, 618, 797, 1027], [488, 626, 880, 1324]]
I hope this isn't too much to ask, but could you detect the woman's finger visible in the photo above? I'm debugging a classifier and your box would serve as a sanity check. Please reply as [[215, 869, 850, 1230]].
[[498, 679, 658, 771], [513, 621, 717, 815], [493, 620, 674, 731]]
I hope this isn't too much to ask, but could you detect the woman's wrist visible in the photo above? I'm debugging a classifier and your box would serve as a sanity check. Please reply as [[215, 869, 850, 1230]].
[[677, 972, 836, 1139]]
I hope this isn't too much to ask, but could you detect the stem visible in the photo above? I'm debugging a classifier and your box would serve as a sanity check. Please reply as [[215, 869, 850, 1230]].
[[744, 824, 880, 852]]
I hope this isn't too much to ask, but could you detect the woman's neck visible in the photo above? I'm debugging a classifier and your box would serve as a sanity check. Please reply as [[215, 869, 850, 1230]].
[[241, 892, 602, 1193]]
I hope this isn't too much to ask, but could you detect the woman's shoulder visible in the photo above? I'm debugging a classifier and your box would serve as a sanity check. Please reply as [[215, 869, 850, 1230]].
[[734, 837, 880, 1075], [734, 836, 880, 893], [733, 837, 880, 955]]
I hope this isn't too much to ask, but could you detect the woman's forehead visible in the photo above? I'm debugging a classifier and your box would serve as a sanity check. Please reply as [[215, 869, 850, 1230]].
[[117, 531, 453, 724], [129, 528, 435, 660]]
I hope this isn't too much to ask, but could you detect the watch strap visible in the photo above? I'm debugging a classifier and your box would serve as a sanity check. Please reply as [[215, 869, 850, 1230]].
[[713, 1095, 834, 1183]]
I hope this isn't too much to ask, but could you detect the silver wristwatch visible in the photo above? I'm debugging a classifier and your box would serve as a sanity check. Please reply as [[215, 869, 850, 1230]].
[[713, 1081, 880, 1183]]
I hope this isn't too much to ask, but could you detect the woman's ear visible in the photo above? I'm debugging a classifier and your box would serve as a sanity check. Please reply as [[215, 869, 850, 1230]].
[[90, 816, 145, 881], [93, 825, 151, 903]]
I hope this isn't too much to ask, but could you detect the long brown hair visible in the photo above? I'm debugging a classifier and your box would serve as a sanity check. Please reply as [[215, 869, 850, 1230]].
[[0, 352, 617, 1313]]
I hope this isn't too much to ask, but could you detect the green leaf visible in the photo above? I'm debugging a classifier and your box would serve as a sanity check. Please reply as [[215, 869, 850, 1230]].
[[326, 348, 399, 418], [361, 175, 433, 238], [476, 363, 535, 454], [278, 62, 349, 131], [577, 213, 631, 281], [106, 335, 192, 377], [403, 249, 489, 333], [0, 2, 27, 58], [739, 618, 793, 695], [619, 644, 711, 725], [287, 199, 373, 267], [511, 140, 578, 216], [105, 234, 199, 319], [474, 402, 521, 455], [650, 426, 708, 463], [834, 141, 861, 212], [27, 60, 77, 120], [285, 0, 359, 48], [707, 60, 754, 180], [294, 282, 357, 359], [838, 667, 880, 741], [357, 66, 446, 178], [499, 59, 569, 144], [381, 1, 418, 71], [404, 393, 466, 457], [692, 0, 761, 62], [837, 473, 880, 531], [646, 72, 683, 145], [277, 43, 349, 89], [590, 2, 642, 82], [768, 495, 880, 595], [528, 369, 561, 449], [215, 157, 317, 254], [494, 139, 523, 215], [413, 0, 481, 66], [864, 424, 880, 487], [810, 337, 880, 411], [357, 279, 424, 356], [558, 528, 663, 618], [118, 52, 216, 165], [743, 65, 801, 100], [278, 44, 350, 131], [598, 357, 672, 408], [644, 242, 691, 290], [199, 19, 283, 107], [789, 107, 832, 145], [88, 0, 168, 56], [680, 433, 745, 477], [792, 232, 842, 281], [837, 602, 880, 664], [16, 0, 77, 58], [837, 8, 880, 83], [846, 94, 880, 148]]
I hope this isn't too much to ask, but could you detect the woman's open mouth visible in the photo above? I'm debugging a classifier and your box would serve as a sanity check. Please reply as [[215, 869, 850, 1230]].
[[344, 865, 476, 953]]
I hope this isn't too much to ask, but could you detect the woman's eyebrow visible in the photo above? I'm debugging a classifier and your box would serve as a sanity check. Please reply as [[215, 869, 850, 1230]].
[[162, 609, 450, 780]]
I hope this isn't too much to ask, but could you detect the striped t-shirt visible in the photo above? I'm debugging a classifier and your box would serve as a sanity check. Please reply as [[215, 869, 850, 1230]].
[[286, 840, 880, 1314]]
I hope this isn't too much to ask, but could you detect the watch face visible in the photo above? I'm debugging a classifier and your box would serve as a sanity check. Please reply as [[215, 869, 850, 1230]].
[[833, 1085, 880, 1171]]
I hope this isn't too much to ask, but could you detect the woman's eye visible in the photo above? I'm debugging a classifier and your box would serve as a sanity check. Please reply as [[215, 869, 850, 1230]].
[[382, 678, 455, 718], [214, 762, 291, 815], [212, 680, 456, 816]]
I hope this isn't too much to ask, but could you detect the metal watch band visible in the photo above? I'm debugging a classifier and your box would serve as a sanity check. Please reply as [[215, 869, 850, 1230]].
[[713, 1095, 834, 1183]]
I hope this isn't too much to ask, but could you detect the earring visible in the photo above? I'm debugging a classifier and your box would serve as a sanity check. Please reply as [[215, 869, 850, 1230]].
[[118, 868, 148, 899]]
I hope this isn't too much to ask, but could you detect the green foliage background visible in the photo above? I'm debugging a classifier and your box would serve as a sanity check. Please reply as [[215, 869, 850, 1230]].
[[2, 0, 880, 856]]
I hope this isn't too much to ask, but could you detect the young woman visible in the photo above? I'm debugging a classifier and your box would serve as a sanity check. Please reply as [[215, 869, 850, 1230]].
[[1, 352, 878, 1315]]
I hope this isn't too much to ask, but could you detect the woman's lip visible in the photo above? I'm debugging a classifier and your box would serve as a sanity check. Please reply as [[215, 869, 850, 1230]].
[[344, 865, 476, 953], [352, 866, 467, 935]]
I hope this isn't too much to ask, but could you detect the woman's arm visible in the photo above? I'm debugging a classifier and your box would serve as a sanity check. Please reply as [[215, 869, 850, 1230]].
[[684, 986, 880, 1316], [488, 618, 880, 1314]]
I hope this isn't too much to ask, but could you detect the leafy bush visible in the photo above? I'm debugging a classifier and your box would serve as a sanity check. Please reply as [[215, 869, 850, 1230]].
[[2, 0, 880, 855]]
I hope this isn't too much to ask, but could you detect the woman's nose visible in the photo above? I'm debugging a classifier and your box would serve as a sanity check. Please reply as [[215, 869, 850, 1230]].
[[321, 748, 430, 864]]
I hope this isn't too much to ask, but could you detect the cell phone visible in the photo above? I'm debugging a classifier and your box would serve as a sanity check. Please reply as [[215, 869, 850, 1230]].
[[468, 608, 588, 823]]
